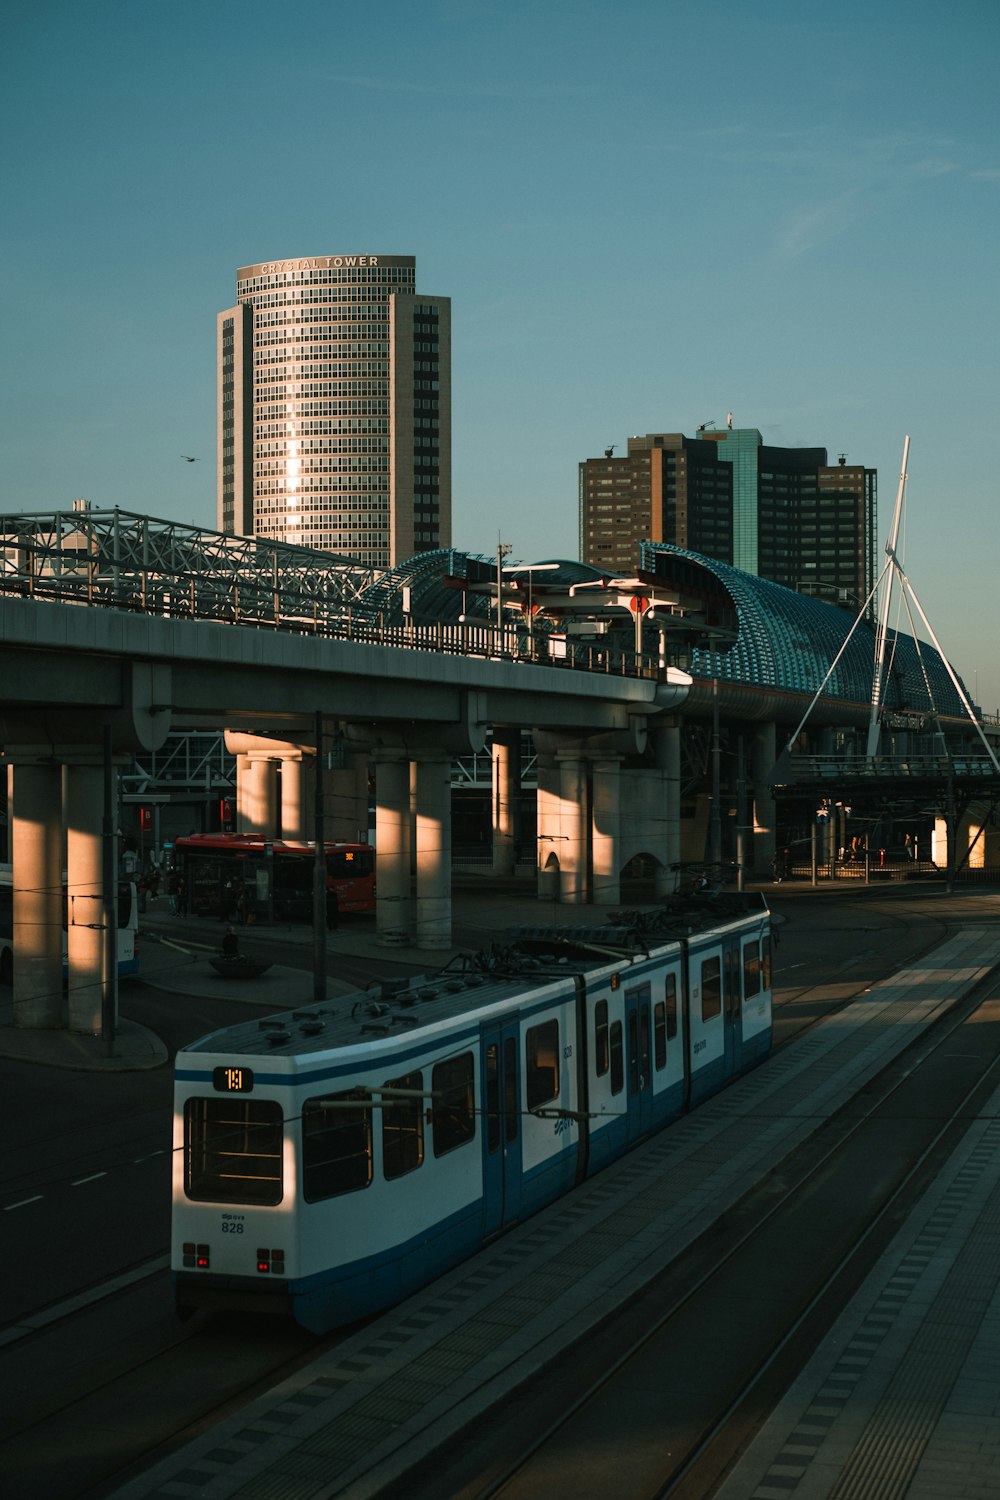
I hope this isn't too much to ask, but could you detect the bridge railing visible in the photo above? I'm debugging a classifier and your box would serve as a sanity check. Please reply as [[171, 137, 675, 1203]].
[[779, 754, 1000, 782], [0, 512, 668, 683]]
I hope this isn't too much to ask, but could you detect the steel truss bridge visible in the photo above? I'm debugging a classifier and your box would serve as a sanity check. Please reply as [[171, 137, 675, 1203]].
[[0, 507, 666, 681], [0, 505, 376, 629]]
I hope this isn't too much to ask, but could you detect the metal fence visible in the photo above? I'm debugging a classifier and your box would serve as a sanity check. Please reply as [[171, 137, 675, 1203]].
[[0, 507, 667, 681]]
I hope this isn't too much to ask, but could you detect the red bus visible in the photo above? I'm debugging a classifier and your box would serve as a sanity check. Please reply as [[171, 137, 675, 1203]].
[[172, 834, 375, 924]]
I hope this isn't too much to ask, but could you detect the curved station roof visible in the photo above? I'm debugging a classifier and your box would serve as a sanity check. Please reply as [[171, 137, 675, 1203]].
[[642, 545, 968, 722], [351, 544, 970, 726]]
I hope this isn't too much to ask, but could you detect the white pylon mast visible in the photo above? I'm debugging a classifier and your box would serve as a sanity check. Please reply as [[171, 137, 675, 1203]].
[[866, 435, 909, 758]]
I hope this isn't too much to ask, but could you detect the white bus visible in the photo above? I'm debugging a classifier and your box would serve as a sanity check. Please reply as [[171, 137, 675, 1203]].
[[0, 864, 139, 986]]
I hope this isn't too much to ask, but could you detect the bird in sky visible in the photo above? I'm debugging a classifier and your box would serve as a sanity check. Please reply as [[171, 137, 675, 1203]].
[[181, 455, 199, 462]]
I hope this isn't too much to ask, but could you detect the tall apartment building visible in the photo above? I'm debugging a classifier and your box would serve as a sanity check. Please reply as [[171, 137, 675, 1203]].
[[580, 427, 877, 608], [218, 254, 451, 568]]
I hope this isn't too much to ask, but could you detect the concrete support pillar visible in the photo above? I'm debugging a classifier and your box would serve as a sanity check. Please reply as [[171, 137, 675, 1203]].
[[652, 723, 682, 896], [752, 722, 778, 876], [240, 757, 278, 838], [65, 763, 105, 1034], [279, 755, 309, 842], [234, 754, 251, 832], [11, 763, 63, 1029], [591, 758, 622, 905], [535, 754, 561, 901], [374, 754, 411, 946], [413, 755, 452, 949], [558, 754, 589, 904], [326, 753, 371, 845], [491, 730, 520, 877]]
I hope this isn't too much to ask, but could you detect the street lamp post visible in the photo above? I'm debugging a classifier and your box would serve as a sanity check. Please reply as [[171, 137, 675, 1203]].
[[502, 562, 560, 660], [496, 540, 511, 640]]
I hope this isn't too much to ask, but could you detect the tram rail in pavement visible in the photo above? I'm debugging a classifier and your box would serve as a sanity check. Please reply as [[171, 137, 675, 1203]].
[[104, 920, 1000, 1500]]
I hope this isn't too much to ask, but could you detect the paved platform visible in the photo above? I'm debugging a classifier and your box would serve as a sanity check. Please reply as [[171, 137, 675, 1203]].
[[107, 924, 1000, 1500], [717, 1047, 1000, 1499]]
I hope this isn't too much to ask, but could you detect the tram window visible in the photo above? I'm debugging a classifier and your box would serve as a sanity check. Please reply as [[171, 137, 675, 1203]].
[[665, 973, 678, 1039], [743, 942, 761, 1000], [486, 1044, 501, 1153], [382, 1070, 424, 1180], [654, 1002, 666, 1069], [763, 936, 773, 989], [432, 1053, 475, 1156], [641, 1004, 650, 1082], [594, 1000, 609, 1076], [504, 1037, 518, 1143], [610, 1020, 624, 1094], [486, 1042, 520, 1150], [184, 1097, 283, 1206], [701, 956, 722, 1022], [303, 1089, 372, 1201], [526, 1019, 559, 1110]]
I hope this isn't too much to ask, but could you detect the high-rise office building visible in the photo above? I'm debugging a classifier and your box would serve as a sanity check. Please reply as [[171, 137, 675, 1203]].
[[580, 427, 877, 608], [218, 254, 451, 568]]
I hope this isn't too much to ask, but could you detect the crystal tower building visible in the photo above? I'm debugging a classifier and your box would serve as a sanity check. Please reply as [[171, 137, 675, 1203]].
[[217, 254, 451, 567]]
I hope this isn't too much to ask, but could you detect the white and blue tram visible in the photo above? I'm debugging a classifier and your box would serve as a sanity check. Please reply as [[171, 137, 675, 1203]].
[[172, 896, 772, 1334]]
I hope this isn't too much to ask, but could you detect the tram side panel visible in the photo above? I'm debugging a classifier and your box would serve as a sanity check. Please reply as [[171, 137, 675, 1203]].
[[646, 952, 688, 1127], [740, 923, 773, 1065], [517, 990, 583, 1218], [583, 948, 685, 1174], [174, 986, 585, 1334], [291, 1036, 492, 1332], [172, 907, 774, 1336], [692, 916, 773, 1106]]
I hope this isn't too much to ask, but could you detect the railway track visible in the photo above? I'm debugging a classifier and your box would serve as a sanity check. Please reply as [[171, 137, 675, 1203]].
[[0, 1270, 340, 1500], [392, 968, 1000, 1500], [0, 887, 994, 1500]]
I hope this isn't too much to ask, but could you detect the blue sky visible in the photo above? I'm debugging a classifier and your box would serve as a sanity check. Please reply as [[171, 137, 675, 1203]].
[[4, 0, 999, 710]]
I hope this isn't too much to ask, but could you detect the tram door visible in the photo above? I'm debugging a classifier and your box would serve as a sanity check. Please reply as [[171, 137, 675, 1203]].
[[723, 942, 743, 1075], [625, 985, 654, 1140], [481, 1023, 523, 1237]]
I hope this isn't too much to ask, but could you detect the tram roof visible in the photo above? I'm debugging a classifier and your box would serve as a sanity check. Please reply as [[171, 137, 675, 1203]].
[[179, 900, 769, 1064]]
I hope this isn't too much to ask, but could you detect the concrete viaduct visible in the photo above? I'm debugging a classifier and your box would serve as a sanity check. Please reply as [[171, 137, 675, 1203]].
[[3, 520, 991, 1044], [0, 592, 692, 1035]]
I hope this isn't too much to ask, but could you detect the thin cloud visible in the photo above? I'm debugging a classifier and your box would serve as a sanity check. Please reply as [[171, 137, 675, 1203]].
[[777, 191, 864, 259], [773, 134, 975, 259], [647, 123, 987, 259]]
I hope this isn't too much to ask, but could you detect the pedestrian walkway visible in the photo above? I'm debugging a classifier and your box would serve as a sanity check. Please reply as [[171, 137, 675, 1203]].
[[108, 925, 1000, 1500]]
